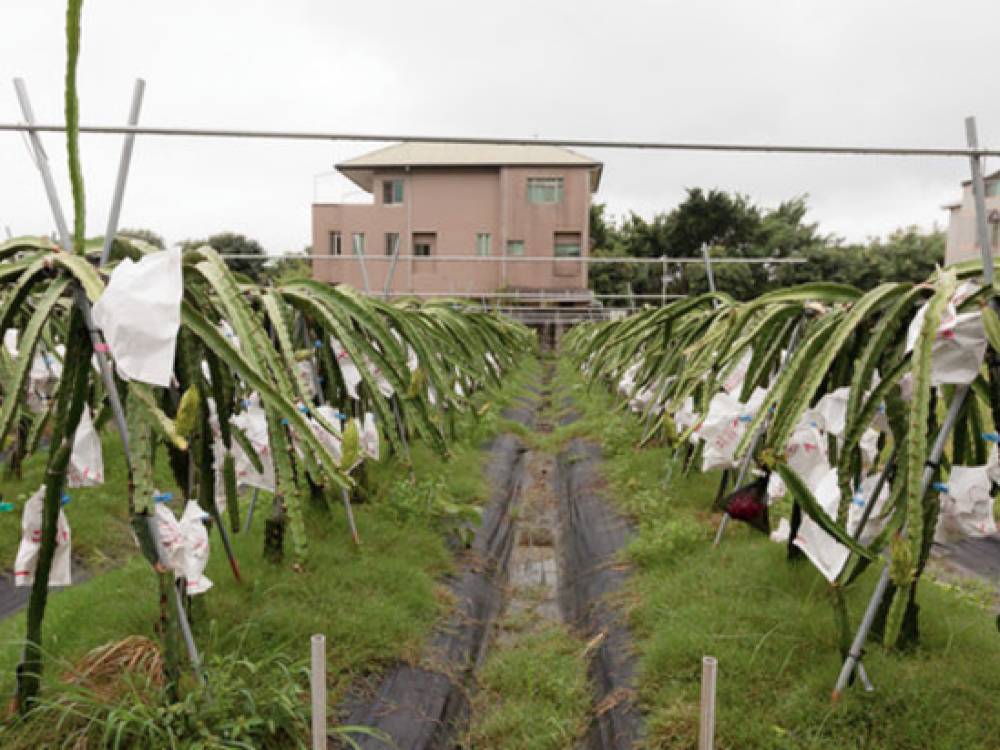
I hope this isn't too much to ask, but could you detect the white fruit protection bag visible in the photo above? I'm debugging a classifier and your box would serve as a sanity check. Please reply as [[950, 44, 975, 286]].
[[67, 405, 104, 487], [230, 403, 276, 492], [674, 396, 700, 443], [618, 363, 640, 398], [92, 247, 183, 387], [721, 348, 752, 395], [792, 468, 850, 583], [934, 465, 998, 543], [699, 388, 766, 472], [14, 486, 72, 588], [846, 472, 892, 546], [360, 412, 380, 460], [767, 420, 830, 500], [27, 348, 63, 412], [905, 282, 987, 387], [366, 358, 394, 399], [330, 337, 363, 399], [813, 387, 850, 438], [303, 405, 343, 464], [155, 500, 213, 595]]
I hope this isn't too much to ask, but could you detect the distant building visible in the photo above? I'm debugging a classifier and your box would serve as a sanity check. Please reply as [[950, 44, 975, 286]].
[[943, 169, 1000, 264], [311, 142, 602, 299]]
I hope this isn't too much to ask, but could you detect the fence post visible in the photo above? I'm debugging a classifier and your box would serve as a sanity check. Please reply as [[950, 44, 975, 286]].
[[699, 656, 717, 750], [702, 243, 717, 294], [311, 634, 327, 750]]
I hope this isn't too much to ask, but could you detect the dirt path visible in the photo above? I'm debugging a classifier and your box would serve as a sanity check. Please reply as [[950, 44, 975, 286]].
[[339, 367, 643, 749], [497, 416, 563, 641]]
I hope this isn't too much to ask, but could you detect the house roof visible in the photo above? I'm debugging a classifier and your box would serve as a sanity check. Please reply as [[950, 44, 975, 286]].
[[336, 142, 603, 192], [960, 168, 1000, 187]]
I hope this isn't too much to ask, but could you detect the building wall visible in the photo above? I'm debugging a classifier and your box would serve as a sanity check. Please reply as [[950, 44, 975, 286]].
[[502, 166, 590, 291], [312, 165, 592, 295], [944, 183, 1000, 264]]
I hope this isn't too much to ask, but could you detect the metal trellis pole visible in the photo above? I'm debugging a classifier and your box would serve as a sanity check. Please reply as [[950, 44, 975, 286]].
[[100, 78, 145, 266], [831, 115, 996, 699], [14, 79, 205, 679]]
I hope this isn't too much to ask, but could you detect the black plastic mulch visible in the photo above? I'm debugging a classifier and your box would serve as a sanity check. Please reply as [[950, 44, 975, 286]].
[[557, 436, 642, 749], [335, 408, 532, 749]]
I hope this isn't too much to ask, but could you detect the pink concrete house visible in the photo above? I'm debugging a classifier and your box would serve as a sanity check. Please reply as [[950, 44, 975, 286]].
[[311, 143, 602, 297], [944, 169, 1000, 264]]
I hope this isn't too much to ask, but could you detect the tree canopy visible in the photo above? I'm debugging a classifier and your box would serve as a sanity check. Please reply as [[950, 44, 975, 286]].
[[179, 232, 267, 280], [589, 190, 944, 303]]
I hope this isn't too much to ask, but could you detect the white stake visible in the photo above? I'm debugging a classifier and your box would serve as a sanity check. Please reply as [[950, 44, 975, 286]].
[[699, 656, 718, 750], [311, 633, 327, 750]]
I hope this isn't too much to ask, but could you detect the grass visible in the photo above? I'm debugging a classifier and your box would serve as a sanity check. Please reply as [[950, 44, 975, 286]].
[[0, 354, 541, 745], [0, 429, 181, 570], [466, 623, 591, 749], [555, 354, 1000, 750]]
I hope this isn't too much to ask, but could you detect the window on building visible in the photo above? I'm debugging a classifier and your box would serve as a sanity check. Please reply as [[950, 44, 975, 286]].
[[352, 232, 365, 255], [987, 180, 1000, 198], [385, 232, 400, 256], [527, 177, 564, 204], [476, 233, 491, 256], [382, 179, 404, 205], [554, 231, 582, 257], [413, 232, 436, 257], [506, 240, 525, 256], [329, 231, 342, 256]]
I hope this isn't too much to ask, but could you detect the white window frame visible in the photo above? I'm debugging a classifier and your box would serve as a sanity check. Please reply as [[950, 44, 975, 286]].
[[413, 232, 436, 257], [554, 232, 582, 258], [506, 240, 525, 257], [385, 232, 401, 256], [352, 232, 366, 255], [383, 179, 404, 205], [329, 231, 342, 256], [527, 177, 564, 204], [476, 233, 491, 256]]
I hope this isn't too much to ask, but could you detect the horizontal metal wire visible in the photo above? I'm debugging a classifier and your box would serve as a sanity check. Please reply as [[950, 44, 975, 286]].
[[1, 122, 997, 158], [381, 291, 684, 300], [248, 253, 809, 264]]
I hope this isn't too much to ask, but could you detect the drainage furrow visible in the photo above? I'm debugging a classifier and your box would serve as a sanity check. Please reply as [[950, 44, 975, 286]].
[[336, 408, 533, 749], [556, 434, 643, 749], [497, 418, 564, 644]]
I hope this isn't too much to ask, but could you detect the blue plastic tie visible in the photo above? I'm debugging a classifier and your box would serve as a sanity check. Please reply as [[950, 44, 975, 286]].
[[0, 502, 13, 513], [982, 432, 1000, 443], [738, 414, 753, 423], [297, 404, 310, 414], [314, 339, 323, 349], [280, 418, 289, 426], [153, 492, 173, 504], [932, 482, 949, 493], [852, 493, 866, 507], [60, 493, 71, 506]]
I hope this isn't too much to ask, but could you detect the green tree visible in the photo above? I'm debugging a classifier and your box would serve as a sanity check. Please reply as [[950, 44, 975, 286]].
[[180, 232, 266, 280], [588, 204, 636, 304], [262, 247, 313, 284], [119, 228, 165, 249]]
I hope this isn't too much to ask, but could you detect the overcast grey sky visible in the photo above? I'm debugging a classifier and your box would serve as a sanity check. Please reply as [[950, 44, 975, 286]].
[[2, 0, 998, 254]]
